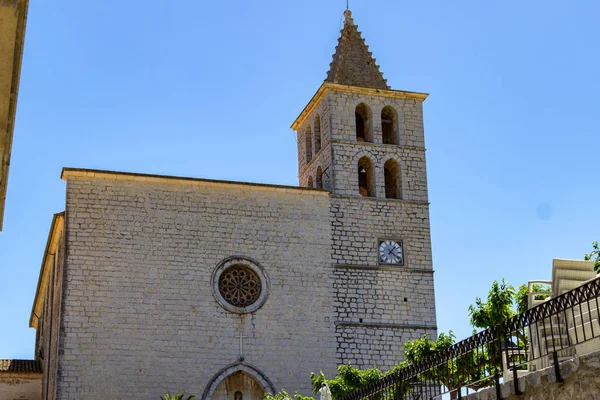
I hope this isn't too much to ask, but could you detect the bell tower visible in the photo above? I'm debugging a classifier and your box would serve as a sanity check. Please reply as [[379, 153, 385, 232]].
[[292, 10, 429, 202], [292, 10, 437, 369]]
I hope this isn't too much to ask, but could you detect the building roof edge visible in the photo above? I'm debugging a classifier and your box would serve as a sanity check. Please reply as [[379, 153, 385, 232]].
[[60, 168, 330, 196]]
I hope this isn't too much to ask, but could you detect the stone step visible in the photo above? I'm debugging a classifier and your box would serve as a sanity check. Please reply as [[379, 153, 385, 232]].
[[568, 319, 600, 340]]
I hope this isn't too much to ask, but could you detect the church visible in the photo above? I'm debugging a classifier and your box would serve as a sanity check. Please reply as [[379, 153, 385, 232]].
[[25, 9, 437, 400]]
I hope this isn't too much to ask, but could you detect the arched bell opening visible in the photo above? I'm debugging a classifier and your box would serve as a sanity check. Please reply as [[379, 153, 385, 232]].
[[355, 103, 373, 142], [357, 156, 375, 197]]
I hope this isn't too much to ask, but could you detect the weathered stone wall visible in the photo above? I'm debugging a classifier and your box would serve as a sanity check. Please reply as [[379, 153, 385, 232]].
[[330, 197, 433, 269], [333, 267, 436, 325], [297, 99, 331, 175], [334, 325, 433, 369], [294, 87, 436, 370], [36, 233, 64, 400], [330, 196, 436, 368], [299, 142, 334, 190], [465, 351, 600, 400], [58, 176, 338, 399], [54, 74, 437, 399], [326, 91, 427, 199], [327, 91, 425, 147], [297, 91, 428, 201], [330, 143, 427, 201], [0, 376, 41, 400]]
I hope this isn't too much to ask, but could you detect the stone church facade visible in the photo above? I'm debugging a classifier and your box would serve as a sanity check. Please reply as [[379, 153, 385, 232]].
[[27, 10, 437, 400]]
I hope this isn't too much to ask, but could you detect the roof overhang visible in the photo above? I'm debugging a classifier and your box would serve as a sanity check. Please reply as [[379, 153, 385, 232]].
[[30, 213, 65, 329], [0, 0, 29, 231], [291, 82, 429, 131], [0, 359, 42, 377]]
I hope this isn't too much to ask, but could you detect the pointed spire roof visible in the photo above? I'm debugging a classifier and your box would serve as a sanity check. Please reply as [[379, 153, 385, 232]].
[[325, 10, 390, 90]]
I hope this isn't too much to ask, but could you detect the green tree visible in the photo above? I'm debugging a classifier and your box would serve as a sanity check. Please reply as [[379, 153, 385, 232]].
[[402, 331, 493, 398], [584, 241, 600, 273], [403, 331, 454, 364], [309, 364, 386, 399], [160, 393, 196, 400], [264, 389, 313, 400], [468, 279, 516, 330]]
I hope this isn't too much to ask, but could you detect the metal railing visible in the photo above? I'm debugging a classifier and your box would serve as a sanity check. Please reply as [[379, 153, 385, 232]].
[[338, 276, 600, 400]]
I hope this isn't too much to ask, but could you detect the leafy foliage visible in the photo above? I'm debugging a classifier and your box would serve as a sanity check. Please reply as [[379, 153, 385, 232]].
[[516, 283, 550, 314], [403, 331, 496, 397], [403, 331, 454, 364], [584, 241, 600, 273], [160, 393, 196, 400], [309, 364, 386, 399], [264, 389, 313, 400], [468, 279, 516, 330]]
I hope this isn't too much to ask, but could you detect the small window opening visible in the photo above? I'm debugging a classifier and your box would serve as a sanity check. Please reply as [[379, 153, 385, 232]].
[[305, 126, 313, 163], [314, 115, 322, 154], [235, 391, 243, 400], [384, 159, 401, 199], [355, 103, 373, 142], [307, 176, 314, 188], [357, 156, 375, 197], [381, 106, 398, 145], [316, 167, 323, 189]]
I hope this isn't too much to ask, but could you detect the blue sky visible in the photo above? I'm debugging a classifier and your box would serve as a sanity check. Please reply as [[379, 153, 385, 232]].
[[1, 0, 599, 359]]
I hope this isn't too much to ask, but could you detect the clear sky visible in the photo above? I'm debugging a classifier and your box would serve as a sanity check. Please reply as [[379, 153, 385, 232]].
[[1, 0, 599, 360]]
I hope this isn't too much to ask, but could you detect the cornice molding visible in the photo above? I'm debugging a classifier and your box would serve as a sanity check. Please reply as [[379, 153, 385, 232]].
[[335, 321, 437, 331], [61, 168, 331, 196], [291, 82, 429, 131], [331, 264, 434, 273], [30, 212, 64, 328]]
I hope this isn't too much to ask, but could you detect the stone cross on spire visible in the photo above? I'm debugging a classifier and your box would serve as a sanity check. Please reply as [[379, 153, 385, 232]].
[[325, 10, 390, 90]]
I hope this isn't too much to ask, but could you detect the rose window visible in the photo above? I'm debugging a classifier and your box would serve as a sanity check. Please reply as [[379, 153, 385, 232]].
[[218, 265, 262, 307]]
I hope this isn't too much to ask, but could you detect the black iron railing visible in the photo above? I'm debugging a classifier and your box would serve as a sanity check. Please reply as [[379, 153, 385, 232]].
[[338, 276, 600, 400]]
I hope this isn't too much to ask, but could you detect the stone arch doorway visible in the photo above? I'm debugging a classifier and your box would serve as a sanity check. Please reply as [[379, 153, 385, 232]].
[[202, 362, 276, 400], [213, 371, 263, 400]]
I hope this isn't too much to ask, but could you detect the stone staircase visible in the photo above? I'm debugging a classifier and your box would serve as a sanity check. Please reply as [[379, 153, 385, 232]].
[[527, 259, 597, 372]]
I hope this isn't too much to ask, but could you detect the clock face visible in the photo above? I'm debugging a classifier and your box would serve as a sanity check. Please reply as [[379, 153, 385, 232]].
[[379, 240, 404, 265]]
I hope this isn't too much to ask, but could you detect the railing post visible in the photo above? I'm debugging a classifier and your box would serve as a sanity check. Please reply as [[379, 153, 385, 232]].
[[512, 365, 521, 395], [494, 322, 504, 400], [553, 351, 563, 383]]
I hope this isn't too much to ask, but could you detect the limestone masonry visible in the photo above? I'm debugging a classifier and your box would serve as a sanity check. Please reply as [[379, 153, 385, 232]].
[[27, 9, 437, 400]]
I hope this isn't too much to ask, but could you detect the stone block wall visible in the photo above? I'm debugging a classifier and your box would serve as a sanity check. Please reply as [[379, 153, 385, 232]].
[[329, 196, 436, 368], [326, 91, 427, 200], [327, 91, 425, 147], [332, 268, 436, 326], [299, 143, 333, 190], [36, 232, 64, 400], [334, 325, 434, 369], [0, 376, 41, 400], [465, 351, 600, 400], [330, 197, 433, 268], [57, 176, 339, 399], [297, 99, 331, 174], [296, 91, 428, 201], [330, 143, 427, 200], [51, 158, 437, 398]]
